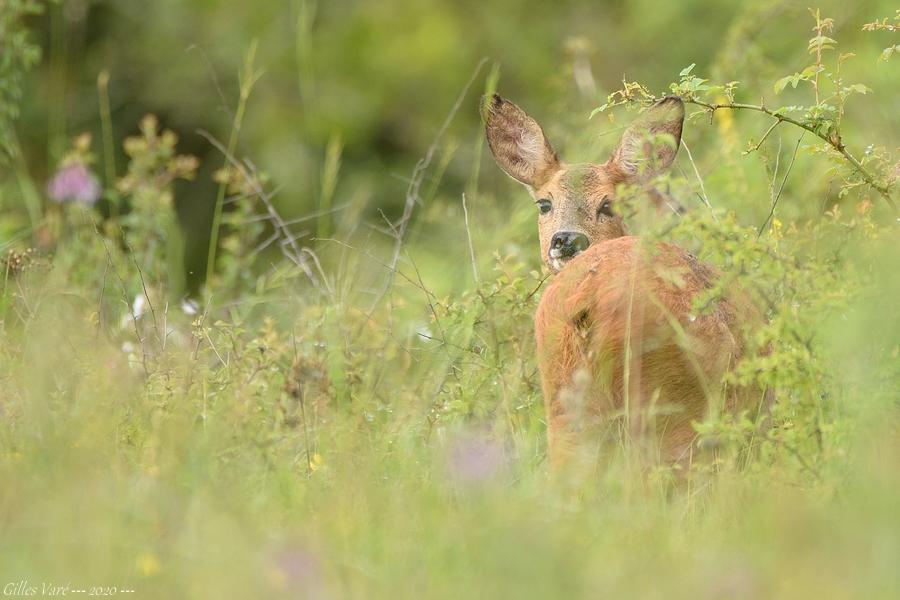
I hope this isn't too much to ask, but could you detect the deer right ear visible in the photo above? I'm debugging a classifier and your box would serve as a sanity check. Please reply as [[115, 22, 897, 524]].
[[485, 94, 561, 189], [608, 96, 684, 182]]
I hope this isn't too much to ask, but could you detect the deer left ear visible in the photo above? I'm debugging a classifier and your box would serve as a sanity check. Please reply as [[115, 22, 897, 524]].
[[484, 94, 561, 189], [608, 96, 684, 182]]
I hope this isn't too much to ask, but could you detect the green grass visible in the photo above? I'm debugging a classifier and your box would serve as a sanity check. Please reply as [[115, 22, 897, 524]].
[[1, 213, 898, 598], [2, 1, 900, 598]]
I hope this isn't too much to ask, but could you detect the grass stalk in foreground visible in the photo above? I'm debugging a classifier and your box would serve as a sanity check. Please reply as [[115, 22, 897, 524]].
[[205, 40, 263, 291]]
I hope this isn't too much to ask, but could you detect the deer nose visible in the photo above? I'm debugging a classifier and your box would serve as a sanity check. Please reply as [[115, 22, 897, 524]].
[[549, 231, 590, 258]]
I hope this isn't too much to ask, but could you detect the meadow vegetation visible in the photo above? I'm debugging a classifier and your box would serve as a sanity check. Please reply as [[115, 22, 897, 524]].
[[1, 1, 898, 597]]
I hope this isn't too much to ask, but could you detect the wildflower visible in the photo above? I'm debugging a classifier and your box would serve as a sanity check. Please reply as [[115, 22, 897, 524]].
[[2, 248, 39, 277], [446, 431, 506, 485], [180, 298, 200, 316], [120, 294, 148, 329], [309, 453, 323, 472], [135, 553, 161, 577], [269, 543, 324, 598], [46, 162, 101, 205], [414, 323, 435, 343]]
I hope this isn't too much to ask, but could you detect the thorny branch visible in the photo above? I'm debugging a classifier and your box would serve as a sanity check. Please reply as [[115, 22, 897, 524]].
[[685, 98, 897, 211], [367, 58, 488, 312], [197, 129, 332, 297]]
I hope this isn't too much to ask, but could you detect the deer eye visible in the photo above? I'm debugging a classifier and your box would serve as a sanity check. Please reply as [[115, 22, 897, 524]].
[[537, 199, 552, 215], [597, 197, 614, 218]]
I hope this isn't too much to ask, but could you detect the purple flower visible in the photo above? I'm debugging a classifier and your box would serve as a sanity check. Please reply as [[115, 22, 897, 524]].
[[47, 163, 101, 205], [270, 543, 326, 599], [447, 432, 506, 485]]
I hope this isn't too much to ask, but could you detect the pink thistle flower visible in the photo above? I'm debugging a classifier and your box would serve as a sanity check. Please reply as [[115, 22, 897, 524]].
[[47, 162, 101, 205], [447, 432, 506, 485], [269, 543, 326, 599]]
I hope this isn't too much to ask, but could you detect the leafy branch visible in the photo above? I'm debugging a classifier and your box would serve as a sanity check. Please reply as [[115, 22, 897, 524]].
[[863, 9, 900, 62], [593, 11, 897, 211], [682, 97, 895, 210]]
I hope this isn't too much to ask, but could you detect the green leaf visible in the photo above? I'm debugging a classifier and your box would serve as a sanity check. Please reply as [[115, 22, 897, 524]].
[[844, 83, 871, 95], [808, 35, 838, 53], [774, 75, 796, 94], [679, 63, 696, 78], [799, 64, 824, 79], [879, 45, 899, 63]]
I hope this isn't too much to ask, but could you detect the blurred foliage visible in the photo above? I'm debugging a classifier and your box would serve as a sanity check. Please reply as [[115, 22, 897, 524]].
[[863, 9, 900, 61], [1, 0, 899, 597], [4, 0, 899, 288], [0, 0, 45, 161]]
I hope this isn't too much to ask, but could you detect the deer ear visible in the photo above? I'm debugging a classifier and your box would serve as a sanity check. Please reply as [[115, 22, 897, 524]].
[[485, 94, 561, 189], [608, 96, 684, 182]]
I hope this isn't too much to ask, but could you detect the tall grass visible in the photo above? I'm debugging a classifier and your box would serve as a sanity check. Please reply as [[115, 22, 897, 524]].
[[1, 2, 899, 598]]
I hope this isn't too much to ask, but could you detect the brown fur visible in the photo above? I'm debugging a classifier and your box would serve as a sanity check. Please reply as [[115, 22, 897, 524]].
[[535, 237, 760, 464], [485, 94, 763, 466]]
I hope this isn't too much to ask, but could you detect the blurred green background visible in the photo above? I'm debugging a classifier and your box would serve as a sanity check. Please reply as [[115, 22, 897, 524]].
[[10, 0, 899, 290], [2, 1, 899, 598]]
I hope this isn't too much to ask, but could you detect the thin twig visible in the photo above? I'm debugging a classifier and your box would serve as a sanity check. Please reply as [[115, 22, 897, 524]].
[[685, 98, 896, 210], [95, 257, 110, 339], [187, 44, 234, 121], [243, 202, 349, 225], [250, 231, 281, 255], [196, 129, 327, 294], [406, 248, 449, 350], [680, 138, 716, 219], [770, 135, 783, 199], [206, 41, 263, 288], [523, 274, 551, 303], [127, 242, 162, 345], [300, 248, 331, 295], [367, 58, 489, 312], [315, 238, 440, 299], [744, 119, 781, 155], [86, 214, 150, 376], [461, 192, 480, 286], [759, 134, 804, 237], [278, 230, 312, 247]]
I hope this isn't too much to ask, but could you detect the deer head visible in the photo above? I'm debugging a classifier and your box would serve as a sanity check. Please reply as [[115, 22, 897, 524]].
[[485, 94, 684, 271]]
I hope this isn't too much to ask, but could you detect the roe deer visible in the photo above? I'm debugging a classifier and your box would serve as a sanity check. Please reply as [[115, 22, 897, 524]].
[[485, 94, 765, 466]]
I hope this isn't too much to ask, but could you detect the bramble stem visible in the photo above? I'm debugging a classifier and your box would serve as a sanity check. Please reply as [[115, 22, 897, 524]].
[[685, 98, 896, 210]]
